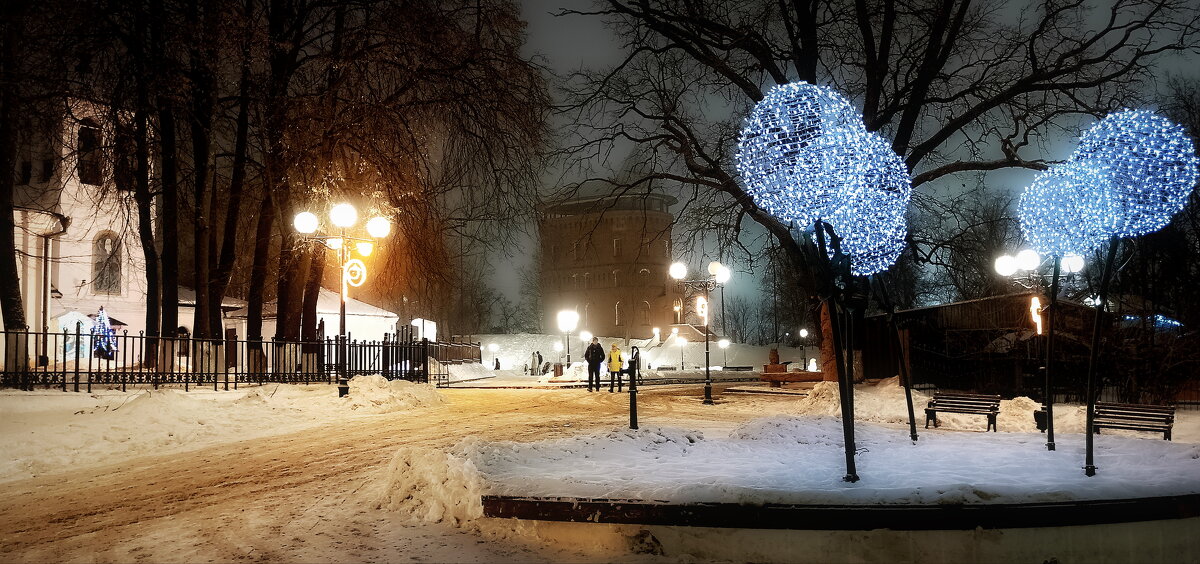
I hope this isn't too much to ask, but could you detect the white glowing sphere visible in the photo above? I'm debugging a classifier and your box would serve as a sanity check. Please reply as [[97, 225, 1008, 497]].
[[580, 330, 593, 343], [1015, 249, 1041, 271], [994, 255, 1018, 277], [799, 328, 809, 338], [293, 211, 319, 234], [1062, 253, 1085, 274], [556, 310, 579, 333], [715, 264, 731, 284], [366, 216, 390, 238], [669, 262, 688, 280], [355, 242, 373, 257], [329, 203, 358, 228], [487, 343, 498, 352], [718, 339, 730, 349]]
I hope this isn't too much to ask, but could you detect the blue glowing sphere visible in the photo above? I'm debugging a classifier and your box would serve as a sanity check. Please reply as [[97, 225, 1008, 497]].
[[735, 82, 865, 226], [1072, 110, 1200, 237], [1018, 161, 1119, 257], [821, 132, 912, 275]]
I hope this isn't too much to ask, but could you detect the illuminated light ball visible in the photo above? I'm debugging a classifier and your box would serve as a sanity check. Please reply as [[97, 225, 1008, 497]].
[[1017, 161, 1119, 257], [1071, 109, 1200, 237], [994, 255, 1018, 277], [820, 131, 912, 275], [736, 82, 866, 225], [1061, 253, 1085, 273]]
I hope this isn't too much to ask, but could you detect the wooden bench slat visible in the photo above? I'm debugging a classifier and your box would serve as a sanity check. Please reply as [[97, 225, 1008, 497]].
[[1090, 402, 1175, 440], [925, 392, 1001, 432]]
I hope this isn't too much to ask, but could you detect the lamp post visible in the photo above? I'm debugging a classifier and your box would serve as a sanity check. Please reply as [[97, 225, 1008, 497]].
[[557, 310, 579, 364], [799, 328, 809, 370], [718, 338, 730, 367], [294, 203, 390, 396], [669, 260, 730, 405], [488, 343, 499, 368], [995, 248, 1085, 452], [677, 337, 687, 370]]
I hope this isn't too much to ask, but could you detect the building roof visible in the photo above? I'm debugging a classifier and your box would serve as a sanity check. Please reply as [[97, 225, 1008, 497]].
[[177, 286, 249, 309]]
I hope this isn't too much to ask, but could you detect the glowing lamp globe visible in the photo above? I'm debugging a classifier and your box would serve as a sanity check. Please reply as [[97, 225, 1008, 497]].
[[718, 339, 730, 349], [325, 237, 343, 251], [556, 310, 579, 333], [366, 216, 391, 238], [677, 337, 687, 347], [329, 203, 357, 228], [1018, 162, 1119, 257], [1015, 249, 1041, 271], [799, 329, 809, 338], [1072, 110, 1200, 237], [669, 262, 688, 280], [355, 242, 373, 257], [1062, 253, 1085, 274], [994, 255, 1018, 277], [580, 330, 593, 343], [293, 211, 319, 234], [487, 343, 498, 352]]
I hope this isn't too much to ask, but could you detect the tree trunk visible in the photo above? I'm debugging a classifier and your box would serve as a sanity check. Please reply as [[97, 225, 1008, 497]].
[[187, 0, 216, 338], [0, 2, 27, 330], [152, 0, 179, 343], [301, 245, 325, 342], [247, 193, 273, 341]]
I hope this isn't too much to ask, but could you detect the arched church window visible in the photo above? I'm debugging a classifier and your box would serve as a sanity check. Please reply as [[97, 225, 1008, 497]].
[[78, 119, 103, 186]]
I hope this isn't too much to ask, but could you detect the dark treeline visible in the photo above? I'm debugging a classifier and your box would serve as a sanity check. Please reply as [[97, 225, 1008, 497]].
[[0, 0, 550, 350]]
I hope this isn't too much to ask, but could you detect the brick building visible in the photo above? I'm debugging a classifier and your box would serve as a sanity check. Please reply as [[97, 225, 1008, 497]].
[[538, 191, 682, 340]]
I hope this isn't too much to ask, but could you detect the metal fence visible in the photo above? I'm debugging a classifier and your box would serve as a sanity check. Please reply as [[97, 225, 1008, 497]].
[[0, 327, 481, 392]]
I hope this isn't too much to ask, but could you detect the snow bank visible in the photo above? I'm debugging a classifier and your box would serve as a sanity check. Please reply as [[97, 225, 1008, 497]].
[[452, 416, 1200, 506], [374, 442, 485, 526], [0, 375, 444, 482]]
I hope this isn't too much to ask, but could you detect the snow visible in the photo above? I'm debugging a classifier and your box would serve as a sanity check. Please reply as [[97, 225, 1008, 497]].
[[0, 375, 444, 482], [385, 379, 1200, 510]]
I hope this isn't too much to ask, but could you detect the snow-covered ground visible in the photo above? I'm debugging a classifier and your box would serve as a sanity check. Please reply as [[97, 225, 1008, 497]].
[[3, 375, 1199, 562]]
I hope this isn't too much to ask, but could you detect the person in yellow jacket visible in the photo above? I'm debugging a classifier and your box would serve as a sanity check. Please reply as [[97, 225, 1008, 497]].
[[607, 343, 625, 393]]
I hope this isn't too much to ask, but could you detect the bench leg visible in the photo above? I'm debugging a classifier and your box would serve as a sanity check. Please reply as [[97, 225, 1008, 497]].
[[987, 413, 997, 432], [1166, 429, 1172, 441], [924, 409, 933, 429]]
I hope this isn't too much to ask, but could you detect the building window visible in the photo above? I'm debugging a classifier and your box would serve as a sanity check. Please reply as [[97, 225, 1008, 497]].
[[571, 242, 579, 262], [615, 301, 623, 326], [583, 302, 591, 328], [571, 273, 578, 290], [673, 298, 683, 323], [19, 161, 32, 185], [639, 301, 651, 325], [93, 232, 121, 295], [41, 158, 54, 182], [611, 269, 619, 287], [582, 272, 590, 289], [638, 268, 650, 286], [612, 238, 622, 257], [78, 120, 103, 186]]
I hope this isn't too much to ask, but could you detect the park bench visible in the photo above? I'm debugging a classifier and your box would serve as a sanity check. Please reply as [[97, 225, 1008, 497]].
[[1093, 402, 1175, 440], [925, 392, 1001, 432]]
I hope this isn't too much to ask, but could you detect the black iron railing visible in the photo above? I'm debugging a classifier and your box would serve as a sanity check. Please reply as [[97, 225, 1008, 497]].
[[0, 327, 481, 392]]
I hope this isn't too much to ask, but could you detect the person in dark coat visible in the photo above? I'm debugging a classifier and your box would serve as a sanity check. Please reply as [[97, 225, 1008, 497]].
[[583, 337, 605, 392]]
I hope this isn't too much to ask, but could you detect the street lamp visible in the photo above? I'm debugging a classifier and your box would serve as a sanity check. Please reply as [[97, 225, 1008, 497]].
[[677, 337, 687, 370], [557, 310, 579, 364], [488, 343, 499, 368], [799, 328, 810, 371], [294, 202, 390, 396], [995, 248, 1085, 452], [669, 260, 730, 405], [718, 338, 730, 367], [580, 330, 593, 344]]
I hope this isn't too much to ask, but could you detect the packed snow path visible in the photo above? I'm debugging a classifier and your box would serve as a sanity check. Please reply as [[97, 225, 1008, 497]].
[[0, 384, 773, 563]]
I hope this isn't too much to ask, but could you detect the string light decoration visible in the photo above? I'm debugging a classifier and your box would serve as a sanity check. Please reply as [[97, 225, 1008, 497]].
[[822, 132, 912, 275], [1071, 109, 1200, 237], [735, 82, 866, 226], [1018, 161, 1119, 257], [736, 82, 912, 276]]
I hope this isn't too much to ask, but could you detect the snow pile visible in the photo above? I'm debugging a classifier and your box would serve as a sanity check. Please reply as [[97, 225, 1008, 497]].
[[345, 375, 445, 413], [454, 416, 1200, 506], [445, 362, 496, 383], [0, 376, 445, 483], [374, 444, 484, 525]]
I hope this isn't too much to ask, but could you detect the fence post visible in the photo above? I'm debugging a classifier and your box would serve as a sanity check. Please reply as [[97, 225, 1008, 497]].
[[73, 324, 80, 393]]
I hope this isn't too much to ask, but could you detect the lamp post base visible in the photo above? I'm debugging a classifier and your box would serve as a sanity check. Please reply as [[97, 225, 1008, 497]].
[[338, 376, 349, 397], [703, 382, 713, 405], [1085, 465, 1097, 477]]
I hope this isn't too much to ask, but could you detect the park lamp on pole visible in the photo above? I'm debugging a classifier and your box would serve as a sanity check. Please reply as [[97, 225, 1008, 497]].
[[669, 260, 730, 405], [293, 203, 390, 397], [799, 328, 810, 371], [557, 310, 579, 364], [677, 337, 687, 370], [718, 338, 730, 368], [994, 248, 1084, 453], [488, 343, 499, 367]]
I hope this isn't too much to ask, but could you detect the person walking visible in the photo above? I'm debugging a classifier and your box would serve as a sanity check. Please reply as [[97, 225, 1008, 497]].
[[607, 343, 625, 393], [583, 337, 605, 392]]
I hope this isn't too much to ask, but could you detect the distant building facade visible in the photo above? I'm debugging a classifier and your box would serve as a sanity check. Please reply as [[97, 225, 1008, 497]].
[[539, 192, 682, 340]]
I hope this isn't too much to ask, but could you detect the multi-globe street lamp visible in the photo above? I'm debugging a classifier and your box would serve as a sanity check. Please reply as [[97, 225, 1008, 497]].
[[293, 203, 390, 396], [556, 310, 579, 364], [669, 260, 731, 405], [994, 248, 1085, 452]]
